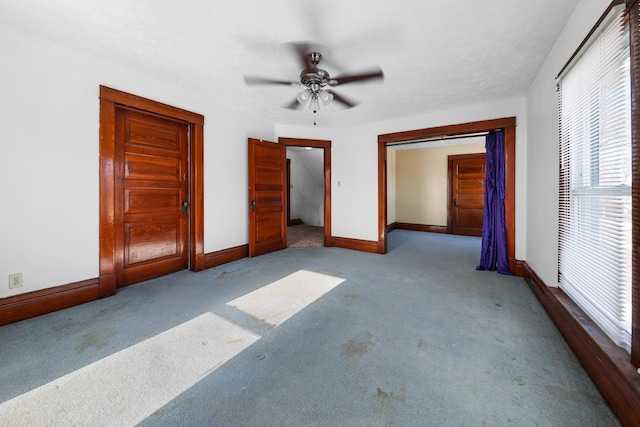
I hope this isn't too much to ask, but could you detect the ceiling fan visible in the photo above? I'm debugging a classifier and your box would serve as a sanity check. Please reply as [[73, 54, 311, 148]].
[[244, 42, 384, 125]]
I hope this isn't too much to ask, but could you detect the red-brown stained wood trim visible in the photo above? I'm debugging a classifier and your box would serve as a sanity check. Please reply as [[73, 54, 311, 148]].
[[378, 117, 516, 144], [191, 122, 205, 271], [513, 259, 525, 278], [332, 236, 381, 254], [504, 124, 517, 274], [100, 86, 204, 124], [393, 223, 447, 234], [204, 245, 249, 269], [0, 278, 100, 326], [523, 262, 640, 426], [378, 141, 388, 253], [628, 0, 640, 368], [99, 96, 117, 298]]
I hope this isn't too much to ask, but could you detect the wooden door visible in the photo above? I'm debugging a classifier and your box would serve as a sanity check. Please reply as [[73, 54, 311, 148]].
[[115, 108, 189, 286], [449, 153, 486, 237], [248, 138, 286, 257]]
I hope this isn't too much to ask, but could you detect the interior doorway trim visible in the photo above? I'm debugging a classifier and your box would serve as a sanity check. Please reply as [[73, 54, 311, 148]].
[[377, 117, 517, 273], [279, 137, 332, 247], [99, 86, 205, 296]]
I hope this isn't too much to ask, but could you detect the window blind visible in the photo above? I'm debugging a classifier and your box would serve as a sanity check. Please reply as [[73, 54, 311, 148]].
[[558, 3, 632, 352]]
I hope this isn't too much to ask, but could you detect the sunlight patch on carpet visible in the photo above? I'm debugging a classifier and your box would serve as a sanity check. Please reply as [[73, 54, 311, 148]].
[[0, 312, 259, 425], [227, 269, 345, 327]]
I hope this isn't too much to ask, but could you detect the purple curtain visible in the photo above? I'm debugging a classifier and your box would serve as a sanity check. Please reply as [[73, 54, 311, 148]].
[[476, 130, 511, 275]]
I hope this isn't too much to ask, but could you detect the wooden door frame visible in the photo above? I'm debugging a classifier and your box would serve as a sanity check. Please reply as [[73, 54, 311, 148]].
[[447, 152, 486, 235], [378, 117, 517, 273], [286, 158, 292, 225], [279, 137, 332, 247], [99, 86, 205, 296]]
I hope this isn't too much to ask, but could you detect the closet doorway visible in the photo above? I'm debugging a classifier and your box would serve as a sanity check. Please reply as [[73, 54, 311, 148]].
[[279, 137, 332, 247]]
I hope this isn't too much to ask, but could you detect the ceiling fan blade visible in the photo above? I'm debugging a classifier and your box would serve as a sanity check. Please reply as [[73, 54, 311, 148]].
[[284, 98, 304, 110], [244, 76, 298, 86], [289, 41, 314, 70], [329, 90, 359, 109], [329, 67, 384, 86]]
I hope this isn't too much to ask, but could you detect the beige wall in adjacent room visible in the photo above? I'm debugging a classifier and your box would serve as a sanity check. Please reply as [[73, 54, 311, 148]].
[[395, 141, 485, 226]]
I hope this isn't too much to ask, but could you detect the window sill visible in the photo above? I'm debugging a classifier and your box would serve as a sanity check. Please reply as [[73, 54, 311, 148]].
[[523, 262, 640, 425]]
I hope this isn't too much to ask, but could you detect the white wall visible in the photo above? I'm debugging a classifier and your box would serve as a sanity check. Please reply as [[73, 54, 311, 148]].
[[0, 24, 273, 298], [395, 142, 486, 226], [525, 0, 610, 287], [277, 96, 527, 256]]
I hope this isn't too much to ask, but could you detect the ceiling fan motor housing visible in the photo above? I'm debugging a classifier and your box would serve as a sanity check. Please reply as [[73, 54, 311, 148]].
[[300, 52, 331, 89]]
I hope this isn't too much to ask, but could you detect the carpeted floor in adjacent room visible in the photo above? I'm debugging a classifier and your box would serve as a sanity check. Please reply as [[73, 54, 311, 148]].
[[287, 224, 324, 248]]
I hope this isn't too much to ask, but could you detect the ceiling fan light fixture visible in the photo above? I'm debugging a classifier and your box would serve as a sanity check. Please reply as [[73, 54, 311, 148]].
[[319, 90, 333, 105], [296, 88, 311, 104]]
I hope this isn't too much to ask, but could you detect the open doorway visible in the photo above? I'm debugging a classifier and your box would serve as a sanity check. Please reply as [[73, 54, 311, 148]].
[[286, 146, 325, 247], [389, 135, 486, 236], [279, 137, 332, 248], [378, 117, 518, 274]]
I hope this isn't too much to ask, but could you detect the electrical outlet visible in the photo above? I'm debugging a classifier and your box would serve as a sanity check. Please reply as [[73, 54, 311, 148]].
[[9, 273, 23, 289]]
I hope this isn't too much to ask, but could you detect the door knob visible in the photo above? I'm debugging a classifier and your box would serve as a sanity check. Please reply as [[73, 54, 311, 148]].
[[251, 200, 256, 212], [453, 199, 458, 207], [181, 200, 189, 214]]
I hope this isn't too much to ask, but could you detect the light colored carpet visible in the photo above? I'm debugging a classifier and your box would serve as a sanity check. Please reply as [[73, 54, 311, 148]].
[[287, 224, 324, 248], [0, 231, 620, 426]]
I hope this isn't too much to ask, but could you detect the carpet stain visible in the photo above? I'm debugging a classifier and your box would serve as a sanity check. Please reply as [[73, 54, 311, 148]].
[[341, 331, 373, 358], [545, 384, 603, 405], [339, 292, 361, 305], [75, 328, 116, 354], [417, 338, 441, 351], [377, 387, 389, 398], [375, 386, 407, 405]]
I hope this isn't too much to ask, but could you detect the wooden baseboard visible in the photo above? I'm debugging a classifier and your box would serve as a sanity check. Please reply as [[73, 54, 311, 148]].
[[204, 244, 249, 269], [332, 236, 382, 254], [387, 222, 398, 232], [522, 262, 640, 426], [513, 259, 525, 277], [0, 278, 101, 326], [393, 222, 447, 234]]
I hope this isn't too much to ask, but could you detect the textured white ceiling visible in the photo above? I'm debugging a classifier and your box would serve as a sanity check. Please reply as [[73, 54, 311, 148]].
[[0, 0, 578, 128]]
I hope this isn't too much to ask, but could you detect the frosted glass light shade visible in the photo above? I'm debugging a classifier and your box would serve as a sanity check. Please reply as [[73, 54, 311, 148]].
[[319, 90, 333, 105], [296, 89, 311, 104]]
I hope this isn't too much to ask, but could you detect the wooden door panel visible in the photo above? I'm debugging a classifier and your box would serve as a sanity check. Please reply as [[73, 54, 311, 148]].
[[457, 193, 484, 206], [124, 154, 182, 181], [125, 220, 181, 265], [127, 122, 181, 151], [455, 209, 484, 227], [249, 139, 286, 257], [451, 153, 486, 237], [116, 109, 188, 286], [256, 212, 285, 240], [124, 189, 181, 214], [456, 162, 484, 174], [457, 177, 484, 190]]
